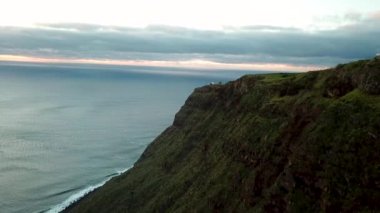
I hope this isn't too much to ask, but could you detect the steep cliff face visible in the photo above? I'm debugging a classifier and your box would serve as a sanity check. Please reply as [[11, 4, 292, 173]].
[[67, 58, 380, 213]]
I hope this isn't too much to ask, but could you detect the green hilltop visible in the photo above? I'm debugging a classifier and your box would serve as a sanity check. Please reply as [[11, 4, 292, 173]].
[[66, 58, 380, 212]]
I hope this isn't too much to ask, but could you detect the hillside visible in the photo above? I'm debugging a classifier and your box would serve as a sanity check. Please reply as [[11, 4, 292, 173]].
[[66, 58, 380, 212]]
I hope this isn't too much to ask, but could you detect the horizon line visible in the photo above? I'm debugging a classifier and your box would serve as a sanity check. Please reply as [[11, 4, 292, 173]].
[[0, 54, 324, 72]]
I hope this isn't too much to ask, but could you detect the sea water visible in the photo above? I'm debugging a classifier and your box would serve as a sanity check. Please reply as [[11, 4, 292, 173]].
[[0, 63, 260, 212]]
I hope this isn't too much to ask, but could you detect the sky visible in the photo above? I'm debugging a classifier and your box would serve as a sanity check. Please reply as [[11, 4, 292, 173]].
[[0, 0, 379, 71]]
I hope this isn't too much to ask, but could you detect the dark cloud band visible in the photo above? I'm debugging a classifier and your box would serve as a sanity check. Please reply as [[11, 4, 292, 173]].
[[0, 17, 379, 67]]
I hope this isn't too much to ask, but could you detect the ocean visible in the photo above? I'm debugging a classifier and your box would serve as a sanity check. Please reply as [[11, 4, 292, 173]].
[[0, 63, 261, 212]]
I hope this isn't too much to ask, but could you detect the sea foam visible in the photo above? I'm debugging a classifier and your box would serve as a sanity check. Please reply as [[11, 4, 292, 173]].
[[47, 167, 132, 213]]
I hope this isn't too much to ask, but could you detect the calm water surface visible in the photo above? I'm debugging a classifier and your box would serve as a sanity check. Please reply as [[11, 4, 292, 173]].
[[0, 63, 257, 212]]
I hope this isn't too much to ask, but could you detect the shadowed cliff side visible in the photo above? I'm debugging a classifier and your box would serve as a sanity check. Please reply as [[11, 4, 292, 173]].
[[66, 57, 380, 212]]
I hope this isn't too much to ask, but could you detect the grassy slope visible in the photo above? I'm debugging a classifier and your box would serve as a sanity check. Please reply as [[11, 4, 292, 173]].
[[67, 58, 380, 213]]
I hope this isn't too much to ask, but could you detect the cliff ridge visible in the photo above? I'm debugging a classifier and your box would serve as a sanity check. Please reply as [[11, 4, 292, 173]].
[[67, 58, 380, 212]]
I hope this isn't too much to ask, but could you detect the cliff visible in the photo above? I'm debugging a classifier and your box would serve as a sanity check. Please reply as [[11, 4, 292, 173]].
[[66, 58, 380, 212]]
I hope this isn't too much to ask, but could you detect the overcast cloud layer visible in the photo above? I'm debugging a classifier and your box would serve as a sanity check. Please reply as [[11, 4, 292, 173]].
[[0, 14, 379, 68]]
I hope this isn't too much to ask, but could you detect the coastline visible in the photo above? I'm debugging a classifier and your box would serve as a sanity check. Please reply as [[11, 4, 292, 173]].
[[47, 167, 132, 213]]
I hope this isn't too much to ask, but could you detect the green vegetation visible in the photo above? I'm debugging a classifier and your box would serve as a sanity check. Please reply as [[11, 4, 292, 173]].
[[66, 57, 380, 213]]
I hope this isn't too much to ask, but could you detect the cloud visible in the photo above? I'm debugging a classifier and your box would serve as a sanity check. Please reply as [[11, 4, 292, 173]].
[[0, 14, 379, 69], [344, 12, 363, 22]]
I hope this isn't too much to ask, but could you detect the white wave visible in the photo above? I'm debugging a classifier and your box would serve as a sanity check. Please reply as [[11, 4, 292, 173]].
[[46, 166, 132, 213]]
